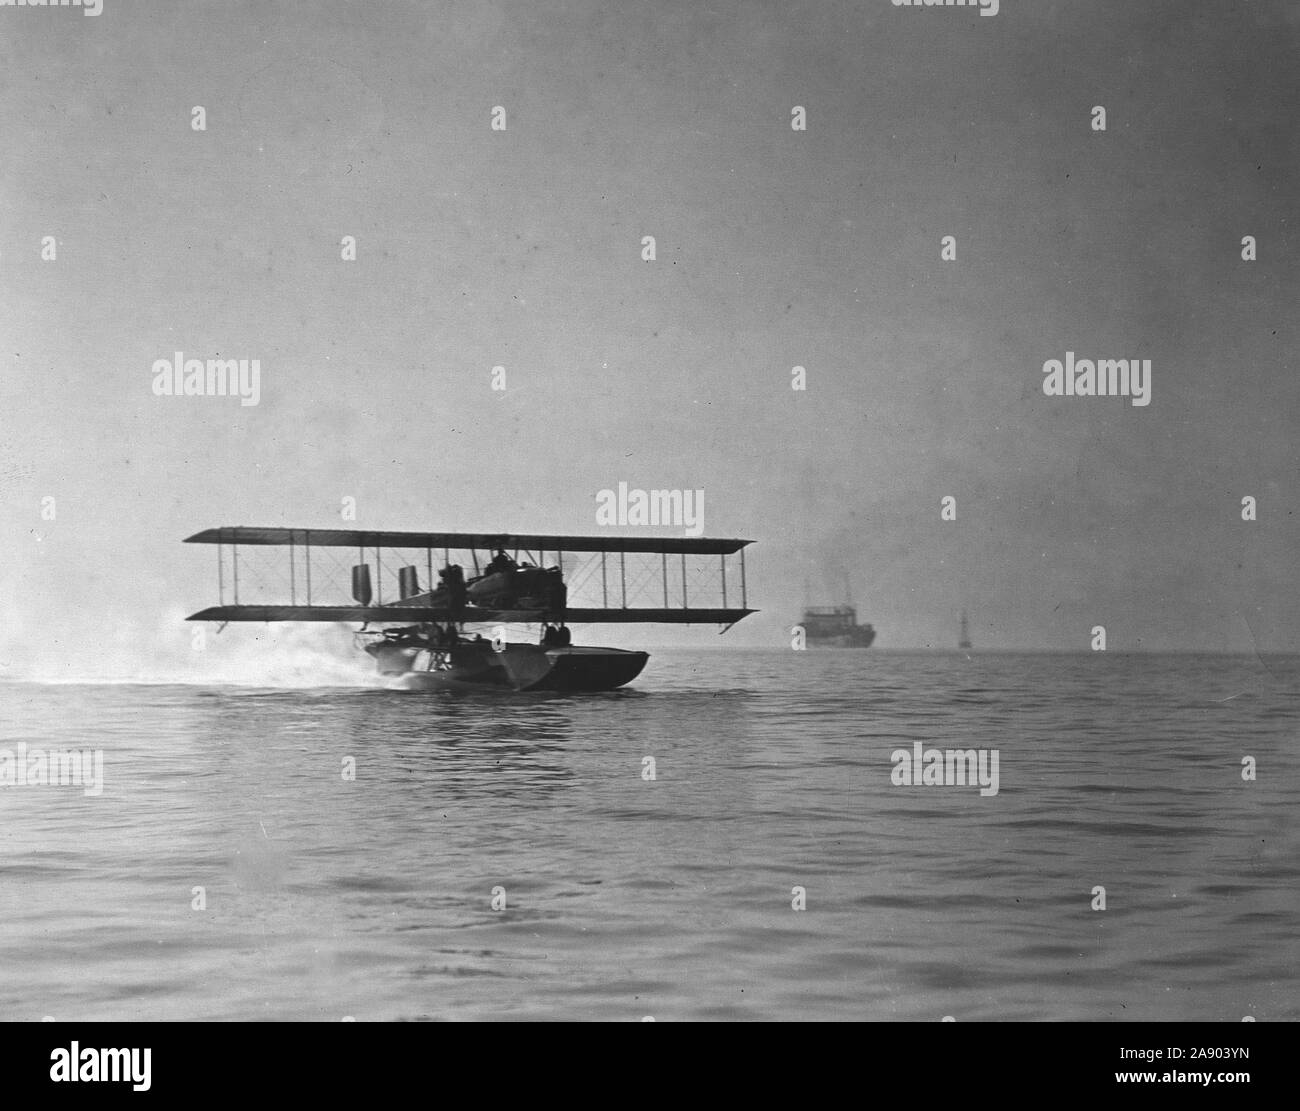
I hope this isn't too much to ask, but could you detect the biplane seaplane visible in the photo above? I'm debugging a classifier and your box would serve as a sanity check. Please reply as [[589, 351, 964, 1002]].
[[184, 528, 755, 691]]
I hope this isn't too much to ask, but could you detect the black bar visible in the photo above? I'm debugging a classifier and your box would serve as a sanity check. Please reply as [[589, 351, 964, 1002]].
[[2, 1019, 1285, 1097]]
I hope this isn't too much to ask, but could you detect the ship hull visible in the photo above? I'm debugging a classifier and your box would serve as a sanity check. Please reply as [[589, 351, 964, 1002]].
[[805, 629, 876, 648]]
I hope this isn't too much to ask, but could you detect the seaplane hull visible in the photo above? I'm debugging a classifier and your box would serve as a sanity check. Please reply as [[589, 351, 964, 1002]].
[[377, 642, 648, 693]]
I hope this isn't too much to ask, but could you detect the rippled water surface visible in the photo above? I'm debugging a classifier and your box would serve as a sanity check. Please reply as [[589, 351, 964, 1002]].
[[1, 650, 1297, 1021]]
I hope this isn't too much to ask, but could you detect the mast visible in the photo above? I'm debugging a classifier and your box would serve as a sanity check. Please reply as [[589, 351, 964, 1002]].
[[959, 610, 972, 650]]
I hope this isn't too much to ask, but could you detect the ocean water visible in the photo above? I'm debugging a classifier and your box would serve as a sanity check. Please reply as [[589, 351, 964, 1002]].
[[1, 649, 1297, 1022]]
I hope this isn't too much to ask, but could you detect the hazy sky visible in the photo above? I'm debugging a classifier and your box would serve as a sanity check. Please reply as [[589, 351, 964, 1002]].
[[1, 0, 1297, 676]]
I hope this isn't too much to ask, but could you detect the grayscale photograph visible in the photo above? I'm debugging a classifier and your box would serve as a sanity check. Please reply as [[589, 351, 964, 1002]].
[[1, 0, 1296, 1042]]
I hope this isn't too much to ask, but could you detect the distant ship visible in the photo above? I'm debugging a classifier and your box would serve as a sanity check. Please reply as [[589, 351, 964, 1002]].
[[959, 610, 972, 650], [801, 603, 876, 648]]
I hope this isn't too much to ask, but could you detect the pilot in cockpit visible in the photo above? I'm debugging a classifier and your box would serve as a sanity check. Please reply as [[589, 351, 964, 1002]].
[[485, 548, 516, 576]]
